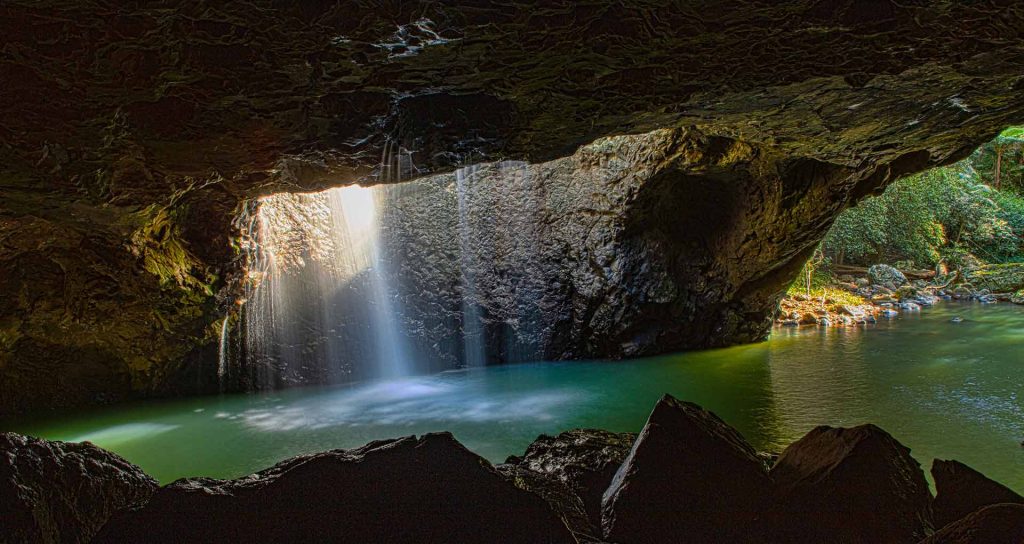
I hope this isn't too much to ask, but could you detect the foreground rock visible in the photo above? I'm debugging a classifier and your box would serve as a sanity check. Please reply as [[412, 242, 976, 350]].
[[496, 464, 598, 542], [95, 433, 574, 544], [0, 432, 157, 544], [932, 459, 1024, 530], [505, 429, 635, 528], [601, 395, 771, 543], [766, 424, 933, 543], [919, 504, 1024, 544]]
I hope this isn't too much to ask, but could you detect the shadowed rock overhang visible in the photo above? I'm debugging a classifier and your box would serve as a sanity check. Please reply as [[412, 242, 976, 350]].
[[1, 1, 1023, 413]]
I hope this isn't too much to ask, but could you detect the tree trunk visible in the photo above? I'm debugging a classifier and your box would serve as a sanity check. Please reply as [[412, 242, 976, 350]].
[[994, 144, 1003, 189]]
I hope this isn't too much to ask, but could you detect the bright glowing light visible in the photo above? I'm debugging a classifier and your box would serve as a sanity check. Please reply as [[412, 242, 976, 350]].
[[335, 185, 377, 238]]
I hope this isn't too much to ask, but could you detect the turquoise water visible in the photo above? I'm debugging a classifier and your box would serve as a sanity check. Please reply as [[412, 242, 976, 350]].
[[5, 302, 1022, 492]]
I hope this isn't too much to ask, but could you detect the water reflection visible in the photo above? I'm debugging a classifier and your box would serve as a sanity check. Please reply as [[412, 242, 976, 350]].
[[6, 302, 1022, 493]]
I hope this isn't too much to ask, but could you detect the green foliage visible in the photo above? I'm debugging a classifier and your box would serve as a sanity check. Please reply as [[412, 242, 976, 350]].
[[129, 204, 216, 295], [824, 127, 1024, 269]]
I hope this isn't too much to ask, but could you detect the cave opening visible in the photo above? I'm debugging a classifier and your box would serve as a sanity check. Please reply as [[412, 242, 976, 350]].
[[4, 2, 1024, 541]]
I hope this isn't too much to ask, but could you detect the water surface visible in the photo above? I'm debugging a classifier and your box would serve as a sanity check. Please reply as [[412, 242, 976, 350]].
[[6, 302, 1022, 491]]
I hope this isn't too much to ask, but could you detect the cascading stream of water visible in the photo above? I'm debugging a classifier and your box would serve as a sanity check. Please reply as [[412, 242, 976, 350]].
[[218, 314, 230, 390], [232, 151, 549, 388], [456, 164, 487, 368]]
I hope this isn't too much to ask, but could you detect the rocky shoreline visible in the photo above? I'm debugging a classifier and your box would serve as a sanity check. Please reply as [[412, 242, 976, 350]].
[[3, 395, 1022, 543], [777, 263, 1024, 328]]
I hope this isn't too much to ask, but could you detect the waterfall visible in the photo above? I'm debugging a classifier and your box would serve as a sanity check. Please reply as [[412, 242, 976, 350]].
[[456, 164, 487, 368], [239, 183, 415, 387], [233, 154, 551, 387], [218, 314, 230, 389]]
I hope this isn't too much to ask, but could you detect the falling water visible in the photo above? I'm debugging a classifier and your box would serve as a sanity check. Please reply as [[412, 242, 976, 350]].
[[234, 153, 550, 386], [240, 183, 415, 387], [456, 164, 487, 367], [218, 315, 230, 388], [328, 186, 411, 379]]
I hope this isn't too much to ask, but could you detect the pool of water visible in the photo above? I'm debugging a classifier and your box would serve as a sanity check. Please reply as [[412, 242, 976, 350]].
[[5, 302, 1022, 491]]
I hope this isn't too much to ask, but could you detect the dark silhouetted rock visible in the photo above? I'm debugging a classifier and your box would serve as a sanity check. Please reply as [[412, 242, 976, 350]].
[[0, 432, 157, 544], [766, 424, 933, 543], [496, 464, 599, 542], [506, 429, 635, 527], [601, 395, 771, 543], [932, 459, 1024, 530], [94, 433, 574, 544], [919, 504, 1024, 544]]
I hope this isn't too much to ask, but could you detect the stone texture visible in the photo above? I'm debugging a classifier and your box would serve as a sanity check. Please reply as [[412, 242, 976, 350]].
[[0, 432, 157, 544], [600, 395, 771, 543], [919, 504, 1024, 544], [2, 1, 1024, 411], [765, 424, 933, 543], [496, 464, 599, 543], [93, 432, 575, 544], [932, 459, 1024, 530], [505, 429, 635, 528], [869, 264, 909, 287], [966, 263, 1024, 293]]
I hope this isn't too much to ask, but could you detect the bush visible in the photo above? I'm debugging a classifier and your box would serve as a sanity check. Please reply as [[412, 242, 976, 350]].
[[823, 131, 1024, 270]]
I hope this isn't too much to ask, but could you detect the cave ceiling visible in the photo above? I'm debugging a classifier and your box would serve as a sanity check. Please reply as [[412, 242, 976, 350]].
[[2, 1, 1024, 413]]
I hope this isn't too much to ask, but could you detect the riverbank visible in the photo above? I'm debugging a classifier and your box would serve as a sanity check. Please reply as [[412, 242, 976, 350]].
[[777, 263, 1024, 328]]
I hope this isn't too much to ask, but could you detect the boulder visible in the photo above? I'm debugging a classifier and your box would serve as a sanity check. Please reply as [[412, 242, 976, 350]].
[[94, 433, 575, 544], [869, 264, 909, 288], [0, 432, 157, 544], [496, 464, 598, 542], [966, 263, 1024, 293], [919, 504, 1024, 544], [932, 459, 1024, 529], [505, 429, 635, 528], [1012, 289, 1024, 305], [765, 424, 933, 543], [601, 395, 771, 543]]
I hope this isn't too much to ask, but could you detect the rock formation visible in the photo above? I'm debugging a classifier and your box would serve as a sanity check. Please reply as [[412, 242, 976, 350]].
[[503, 429, 636, 529], [94, 433, 575, 544], [3, 1, 1024, 410], [932, 458, 1024, 530], [600, 394, 772, 543], [3, 398, 1022, 543], [765, 424, 934, 543], [920, 504, 1024, 544], [0, 432, 157, 544]]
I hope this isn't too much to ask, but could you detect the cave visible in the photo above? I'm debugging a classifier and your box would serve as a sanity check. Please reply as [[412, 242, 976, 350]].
[[2, 2, 1024, 543]]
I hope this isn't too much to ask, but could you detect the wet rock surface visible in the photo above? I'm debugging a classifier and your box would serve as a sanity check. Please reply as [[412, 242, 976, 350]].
[[2, 2, 1024, 411], [94, 432, 575, 544], [600, 394, 771, 543], [0, 432, 157, 544], [919, 504, 1024, 544], [504, 429, 636, 529], [495, 464, 599, 543], [932, 459, 1024, 530], [765, 424, 934, 543]]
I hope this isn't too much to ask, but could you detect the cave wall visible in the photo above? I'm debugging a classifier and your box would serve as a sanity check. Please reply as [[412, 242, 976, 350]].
[[2, 1, 1024, 413]]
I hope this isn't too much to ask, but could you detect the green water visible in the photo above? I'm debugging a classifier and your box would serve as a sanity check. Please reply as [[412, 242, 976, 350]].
[[5, 302, 1022, 492]]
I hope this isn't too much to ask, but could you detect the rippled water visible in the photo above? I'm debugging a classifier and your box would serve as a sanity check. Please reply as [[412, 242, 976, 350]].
[[5, 302, 1022, 491]]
